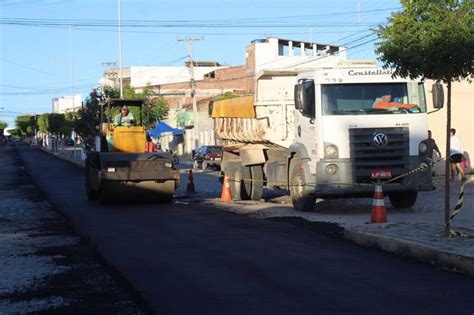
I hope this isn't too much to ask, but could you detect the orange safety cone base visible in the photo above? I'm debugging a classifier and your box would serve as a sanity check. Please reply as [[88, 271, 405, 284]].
[[370, 184, 387, 223], [220, 176, 232, 202]]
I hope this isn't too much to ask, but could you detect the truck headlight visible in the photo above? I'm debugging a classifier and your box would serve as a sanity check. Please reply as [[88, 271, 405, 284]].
[[326, 164, 338, 175], [419, 141, 427, 154], [324, 144, 338, 158]]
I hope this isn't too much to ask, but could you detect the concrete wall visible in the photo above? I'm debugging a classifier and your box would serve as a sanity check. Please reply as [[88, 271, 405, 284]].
[[426, 80, 474, 175]]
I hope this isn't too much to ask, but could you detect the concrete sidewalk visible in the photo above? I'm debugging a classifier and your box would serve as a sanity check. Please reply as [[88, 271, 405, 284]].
[[41, 144, 474, 276]]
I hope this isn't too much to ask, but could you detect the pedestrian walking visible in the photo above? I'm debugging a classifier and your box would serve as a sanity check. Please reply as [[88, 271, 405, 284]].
[[449, 128, 466, 180], [425, 130, 441, 160]]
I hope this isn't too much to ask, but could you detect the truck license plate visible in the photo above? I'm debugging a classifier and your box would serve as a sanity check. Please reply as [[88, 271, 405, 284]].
[[371, 169, 392, 179]]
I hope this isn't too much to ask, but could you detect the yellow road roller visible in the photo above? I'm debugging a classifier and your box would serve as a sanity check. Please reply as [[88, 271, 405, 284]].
[[85, 99, 180, 203]]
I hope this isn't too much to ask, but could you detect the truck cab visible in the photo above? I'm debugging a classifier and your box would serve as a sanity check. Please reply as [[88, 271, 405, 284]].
[[291, 64, 433, 209]]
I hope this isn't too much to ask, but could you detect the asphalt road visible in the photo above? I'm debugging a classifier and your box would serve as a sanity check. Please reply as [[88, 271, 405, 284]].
[[17, 145, 474, 314]]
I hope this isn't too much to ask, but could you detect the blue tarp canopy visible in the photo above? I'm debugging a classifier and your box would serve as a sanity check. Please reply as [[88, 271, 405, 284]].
[[148, 121, 184, 137]]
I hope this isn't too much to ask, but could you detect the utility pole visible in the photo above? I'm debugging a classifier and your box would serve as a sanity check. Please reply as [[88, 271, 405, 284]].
[[117, 0, 124, 98], [102, 61, 118, 86], [178, 37, 202, 150], [357, 0, 361, 23], [68, 25, 75, 111]]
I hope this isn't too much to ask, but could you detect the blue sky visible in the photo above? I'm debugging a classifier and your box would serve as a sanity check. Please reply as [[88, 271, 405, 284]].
[[0, 0, 401, 127]]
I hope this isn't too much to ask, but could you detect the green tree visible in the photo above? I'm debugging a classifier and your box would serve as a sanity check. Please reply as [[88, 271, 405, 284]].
[[75, 86, 118, 145], [38, 113, 72, 137], [15, 115, 37, 137], [37, 113, 50, 135], [9, 128, 22, 140], [376, 0, 473, 236], [48, 113, 68, 136], [124, 85, 169, 128], [214, 91, 240, 101], [0, 121, 7, 136]]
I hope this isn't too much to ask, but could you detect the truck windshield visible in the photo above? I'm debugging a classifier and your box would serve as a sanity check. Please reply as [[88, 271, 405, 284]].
[[321, 83, 427, 115]]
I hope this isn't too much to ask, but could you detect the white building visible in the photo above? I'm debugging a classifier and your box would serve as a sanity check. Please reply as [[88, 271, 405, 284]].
[[100, 62, 228, 90], [52, 94, 82, 113], [249, 37, 347, 72]]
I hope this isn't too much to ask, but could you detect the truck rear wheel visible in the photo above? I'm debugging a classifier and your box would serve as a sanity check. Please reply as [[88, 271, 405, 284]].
[[389, 191, 417, 208], [289, 156, 315, 212], [240, 165, 252, 200], [250, 165, 264, 201], [225, 164, 251, 200]]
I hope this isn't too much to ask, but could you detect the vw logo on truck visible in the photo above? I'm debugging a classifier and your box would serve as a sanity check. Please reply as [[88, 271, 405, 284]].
[[373, 132, 388, 147]]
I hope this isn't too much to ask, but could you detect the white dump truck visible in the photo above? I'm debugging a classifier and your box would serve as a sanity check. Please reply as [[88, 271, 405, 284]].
[[212, 61, 444, 211]]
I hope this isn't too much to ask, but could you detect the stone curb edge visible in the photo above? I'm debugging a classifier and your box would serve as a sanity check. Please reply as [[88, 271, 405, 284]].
[[38, 146, 85, 170], [344, 229, 474, 276]]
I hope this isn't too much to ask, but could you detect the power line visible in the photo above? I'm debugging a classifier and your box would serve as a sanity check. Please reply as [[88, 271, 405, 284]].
[[0, 7, 401, 25], [0, 7, 401, 29], [0, 0, 65, 8], [0, 19, 379, 28], [36, 25, 371, 36], [0, 57, 58, 77], [0, 83, 94, 95]]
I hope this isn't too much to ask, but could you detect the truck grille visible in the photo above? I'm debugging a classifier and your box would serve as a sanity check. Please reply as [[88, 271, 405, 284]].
[[349, 127, 409, 183]]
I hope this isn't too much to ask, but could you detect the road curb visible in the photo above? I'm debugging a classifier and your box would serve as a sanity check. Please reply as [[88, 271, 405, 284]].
[[344, 229, 474, 276], [37, 146, 85, 170]]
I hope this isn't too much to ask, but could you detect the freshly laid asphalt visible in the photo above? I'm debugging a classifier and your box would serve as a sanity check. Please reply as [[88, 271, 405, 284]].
[[16, 144, 474, 314]]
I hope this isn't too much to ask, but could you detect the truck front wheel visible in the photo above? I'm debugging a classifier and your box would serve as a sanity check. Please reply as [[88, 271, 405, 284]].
[[389, 191, 417, 208], [289, 156, 315, 212]]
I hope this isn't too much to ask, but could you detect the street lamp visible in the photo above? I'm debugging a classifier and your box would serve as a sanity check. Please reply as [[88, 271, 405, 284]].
[[117, 0, 124, 98]]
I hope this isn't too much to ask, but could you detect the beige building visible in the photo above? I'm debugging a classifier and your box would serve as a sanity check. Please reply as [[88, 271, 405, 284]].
[[426, 80, 473, 174], [52, 94, 82, 113]]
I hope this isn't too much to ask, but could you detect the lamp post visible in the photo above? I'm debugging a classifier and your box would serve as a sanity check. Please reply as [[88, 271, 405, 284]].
[[118, 0, 124, 98], [178, 37, 202, 150]]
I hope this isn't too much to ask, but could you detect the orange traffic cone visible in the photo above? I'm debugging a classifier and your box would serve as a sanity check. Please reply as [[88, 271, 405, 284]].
[[370, 183, 387, 223], [186, 170, 195, 194], [220, 175, 232, 202]]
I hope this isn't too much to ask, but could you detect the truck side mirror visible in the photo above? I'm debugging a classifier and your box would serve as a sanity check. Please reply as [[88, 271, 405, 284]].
[[302, 81, 315, 119], [294, 85, 301, 110], [432, 83, 444, 109]]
